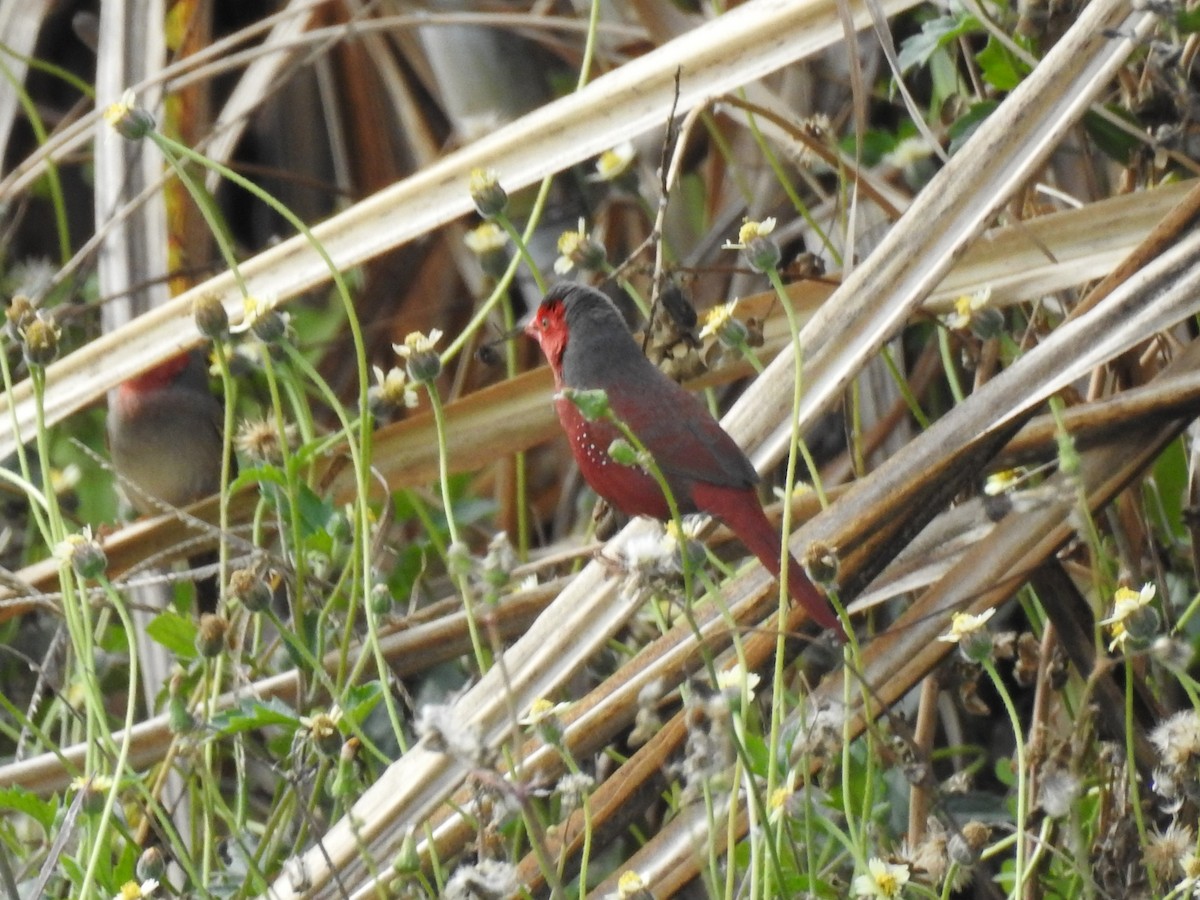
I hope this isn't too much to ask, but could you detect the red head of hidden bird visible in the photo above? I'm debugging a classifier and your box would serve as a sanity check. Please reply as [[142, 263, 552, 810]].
[[525, 282, 845, 639], [107, 351, 226, 612]]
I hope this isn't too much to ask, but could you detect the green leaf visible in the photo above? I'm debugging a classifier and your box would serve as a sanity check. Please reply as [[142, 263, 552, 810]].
[[1176, 6, 1200, 32], [995, 756, 1016, 787], [561, 387, 611, 422], [976, 37, 1029, 91], [844, 129, 902, 167], [231, 463, 288, 496], [338, 681, 384, 725], [0, 787, 58, 832], [210, 697, 302, 736], [741, 731, 770, 777], [948, 100, 998, 154], [898, 14, 981, 74], [295, 482, 336, 540], [145, 610, 198, 660], [1083, 108, 1142, 165]]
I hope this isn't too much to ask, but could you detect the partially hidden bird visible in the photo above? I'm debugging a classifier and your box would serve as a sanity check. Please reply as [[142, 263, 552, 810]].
[[107, 351, 227, 612], [525, 282, 845, 639]]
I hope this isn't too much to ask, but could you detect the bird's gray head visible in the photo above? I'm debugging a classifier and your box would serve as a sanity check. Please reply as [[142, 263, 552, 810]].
[[541, 283, 643, 385]]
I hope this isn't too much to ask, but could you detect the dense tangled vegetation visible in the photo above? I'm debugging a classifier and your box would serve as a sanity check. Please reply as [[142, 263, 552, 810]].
[[2, 1, 1200, 897]]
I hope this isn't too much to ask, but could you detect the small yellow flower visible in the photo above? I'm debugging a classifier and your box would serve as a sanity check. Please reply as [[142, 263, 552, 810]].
[[592, 141, 636, 181], [372, 365, 418, 409], [50, 463, 81, 495], [768, 785, 791, 813], [661, 518, 703, 545], [984, 468, 1025, 496], [463, 221, 508, 255], [5, 293, 36, 339], [54, 528, 92, 564], [1101, 583, 1157, 651], [242, 294, 272, 326], [555, 229, 583, 273], [944, 287, 992, 330], [71, 773, 114, 793], [697, 299, 740, 341], [237, 294, 288, 341], [723, 219, 781, 271], [938, 609, 995, 644], [103, 89, 155, 140], [72, 774, 115, 815], [394, 329, 444, 382], [520, 697, 570, 726], [617, 870, 650, 899], [852, 857, 910, 898], [54, 526, 106, 579], [554, 219, 607, 274], [114, 878, 159, 900], [1102, 583, 1156, 624], [394, 329, 443, 357], [1185, 851, 1200, 880], [715, 665, 761, 703], [768, 770, 796, 822], [301, 706, 344, 756], [468, 167, 507, 217], [102, 89, 137, 128], [736, 217, 776, 245]]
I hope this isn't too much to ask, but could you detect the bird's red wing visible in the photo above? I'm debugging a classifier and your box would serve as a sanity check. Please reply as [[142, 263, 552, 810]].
[[605, 370, 759, 491]]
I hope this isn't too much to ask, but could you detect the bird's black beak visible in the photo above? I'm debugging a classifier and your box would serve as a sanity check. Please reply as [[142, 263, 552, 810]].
[[475, 324, 525, 366]]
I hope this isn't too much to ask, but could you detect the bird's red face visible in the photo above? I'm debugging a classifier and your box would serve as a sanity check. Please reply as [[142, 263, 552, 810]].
[[525, 295, 569, 376]]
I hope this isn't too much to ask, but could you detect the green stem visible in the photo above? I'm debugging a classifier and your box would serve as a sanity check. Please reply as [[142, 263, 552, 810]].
[[496, 214, 546, 294], [425, 383, 489, 671], [983, 658, 1027, 895]]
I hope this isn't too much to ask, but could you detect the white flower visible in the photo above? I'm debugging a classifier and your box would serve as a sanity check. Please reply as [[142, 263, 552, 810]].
[[698, 299, 740, 340], [1100, 583, 1156, 626], [393, 328, 443, 357], [937, 609, 995, 644], [852, 857, 910, 898], [1100, 583, 1158, 651], [519, 698, 570, 726], [554, 219, 606, 274], [616, 870, 649, 899], [722, 217, 777, 250], [591, 141, 636, 181], [984, 468, 1025, 496], [943, 287, 992, 330], [768, 769, 797, 822], [883, 135, 934, 170], [371, 364, 419, 409], [114, 878, 159, 900], [715, 664, 761, 703], [463, 221, 508, 255]]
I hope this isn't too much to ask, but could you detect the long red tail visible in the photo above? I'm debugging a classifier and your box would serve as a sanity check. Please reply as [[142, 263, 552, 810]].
[[693, 482, 846, 640]]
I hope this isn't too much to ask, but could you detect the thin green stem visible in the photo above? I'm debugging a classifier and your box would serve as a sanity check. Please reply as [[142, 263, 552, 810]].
[[937, 326, 967, 405], [425, 382, 490, 671], [983, 658, 1026, 896], [496, 214, 547, 294]]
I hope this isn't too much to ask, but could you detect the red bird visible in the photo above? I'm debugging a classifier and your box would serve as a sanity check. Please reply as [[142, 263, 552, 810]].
[[108, 351, 227, 611], [525, 282, 844, 638]]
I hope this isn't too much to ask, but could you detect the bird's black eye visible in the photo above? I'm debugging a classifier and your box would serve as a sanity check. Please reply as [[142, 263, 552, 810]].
[[540, 316, 550, 329]]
